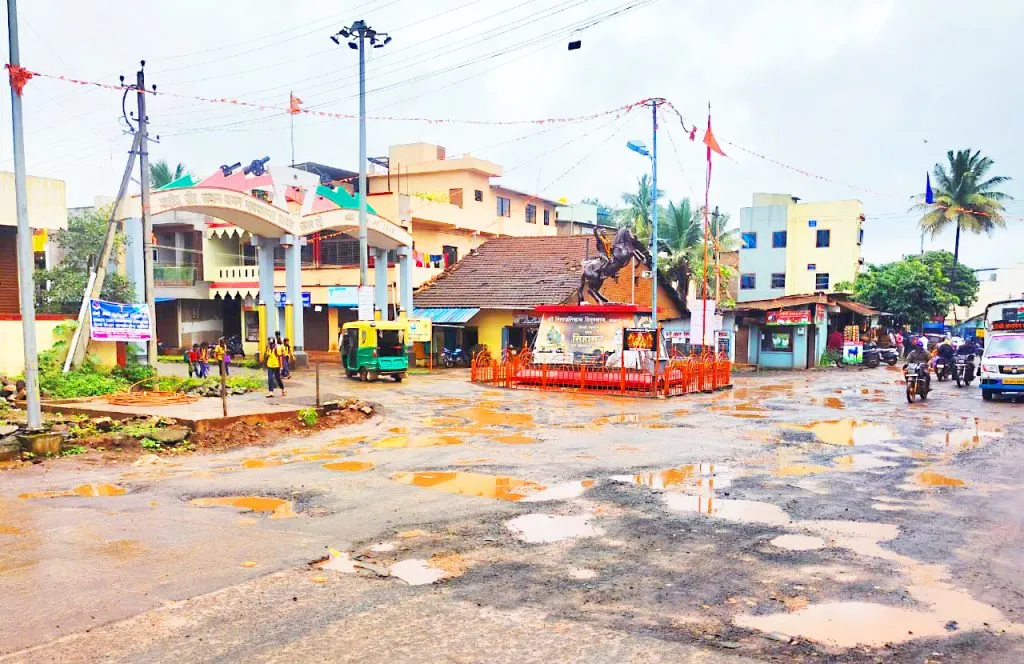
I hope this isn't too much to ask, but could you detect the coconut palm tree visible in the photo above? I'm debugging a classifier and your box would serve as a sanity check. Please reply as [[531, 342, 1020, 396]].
[[150, 160, 188, 189], [688, 207, 739, 304], [917, 149, 1012, 268], [657, 198, 701, 299], [617, 174, 665, 244]]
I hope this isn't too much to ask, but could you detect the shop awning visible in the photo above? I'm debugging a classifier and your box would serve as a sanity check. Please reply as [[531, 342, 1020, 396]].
[[413, 307, 480, 325]]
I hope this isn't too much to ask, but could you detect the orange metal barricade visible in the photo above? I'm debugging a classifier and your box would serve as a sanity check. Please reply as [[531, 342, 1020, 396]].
[[470, 349, 731, 398]]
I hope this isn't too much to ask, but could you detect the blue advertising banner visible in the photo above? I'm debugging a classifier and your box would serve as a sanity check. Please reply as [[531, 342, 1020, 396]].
[[89, 299, 152, 342]]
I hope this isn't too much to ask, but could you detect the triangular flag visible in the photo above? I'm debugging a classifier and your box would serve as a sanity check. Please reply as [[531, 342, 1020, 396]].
[[289, 93, 303, 114], [925, 172, 934, 204], [703, 118, 725, 157]]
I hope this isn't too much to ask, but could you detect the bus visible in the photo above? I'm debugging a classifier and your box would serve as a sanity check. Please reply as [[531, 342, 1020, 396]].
[[979, 299, 1024, 401]]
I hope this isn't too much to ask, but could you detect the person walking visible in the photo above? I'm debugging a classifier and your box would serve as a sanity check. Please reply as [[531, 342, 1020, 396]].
[[213, 337, 229, 377], [198, 342, 210, 378], [265, 337, 286, 398], [281, 337, 294, 378], [894, 330, 904, 358], [186, 343, 199, 378]]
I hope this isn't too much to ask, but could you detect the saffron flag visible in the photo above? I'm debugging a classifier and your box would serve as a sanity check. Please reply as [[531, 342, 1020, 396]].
[[925, 172, 934, 204], [703, 114, 725, 157], [289, 93, 303, 115]]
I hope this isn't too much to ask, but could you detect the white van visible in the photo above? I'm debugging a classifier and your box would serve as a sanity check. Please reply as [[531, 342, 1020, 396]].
[[979, 333, 1024, 401]]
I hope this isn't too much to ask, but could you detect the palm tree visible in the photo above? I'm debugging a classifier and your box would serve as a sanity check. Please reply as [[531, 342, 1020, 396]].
[[150, 160, 188, 189], [689, 207, 739, 303], [617, 174, 665, 244], [917, 149, 1012, 268], [658, 198, 701, 300]]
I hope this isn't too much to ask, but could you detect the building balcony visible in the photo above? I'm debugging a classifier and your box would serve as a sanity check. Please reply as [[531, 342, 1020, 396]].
[[210, 265, 260, 282], [154, 264, 200, 287]]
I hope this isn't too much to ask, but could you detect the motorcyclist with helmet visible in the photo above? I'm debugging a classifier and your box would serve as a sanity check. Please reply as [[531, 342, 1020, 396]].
[[905, 338, 932, 396], [933, 337, 956, 379]]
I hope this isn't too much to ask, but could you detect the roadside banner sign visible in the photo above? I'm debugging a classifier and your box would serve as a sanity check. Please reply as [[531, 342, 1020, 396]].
[[357, 286, 374, 321], [89, 299, 152, 341], [407, 318, 432, 343]]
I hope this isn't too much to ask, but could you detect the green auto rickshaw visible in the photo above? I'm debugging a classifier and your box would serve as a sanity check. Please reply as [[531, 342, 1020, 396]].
[[340, 320, 409, 382]]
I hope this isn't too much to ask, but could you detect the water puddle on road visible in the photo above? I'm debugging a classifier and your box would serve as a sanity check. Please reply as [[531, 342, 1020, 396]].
[[390, 558, 448, 586], [488, 433, 538, 445], [832, 454, 899, 471], [770, 534, 826, 551], [371, 434, 464, 449], [325, 435, 368, 449], [663, 494, 791, 526], [391, 471, 545, 501], [610, 463, 734, 493], [421, 416, 465, 427], [190, 496, 296, 519], [783, 419, 898, 446], [18, 483, 127, 499], [520, 479, 595, 503], [322, 461, 374, 472], [925, 421, 1004, 452], [914, 471, 966, 487], [299, 453, 342, 462], [449, 406, 535, 427], [774, 463, 832, 477], [0, 524, 25, 536], [506, 514, 605, 543], [592, 414, 672, 428], [241, 458, 283, 469]]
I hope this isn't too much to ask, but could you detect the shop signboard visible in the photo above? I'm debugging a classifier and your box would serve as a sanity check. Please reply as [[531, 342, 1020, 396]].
[[407, 318, 432, 342], [766, 308, 812, 326], [814, 303, 826, 324], [686, 297, 721, 345], [357, 286, 374, 321], [327, 286, 358, 307], [274, 291, 311, 307], [89, 299, 152, 342]]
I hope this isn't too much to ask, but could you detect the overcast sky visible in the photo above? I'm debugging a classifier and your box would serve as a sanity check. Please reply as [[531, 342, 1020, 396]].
[[2, 0, 1022, 268]]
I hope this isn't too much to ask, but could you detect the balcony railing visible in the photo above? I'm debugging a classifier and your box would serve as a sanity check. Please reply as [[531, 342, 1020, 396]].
[[154, 265, 199, 286], [212, 265, 260, 282]]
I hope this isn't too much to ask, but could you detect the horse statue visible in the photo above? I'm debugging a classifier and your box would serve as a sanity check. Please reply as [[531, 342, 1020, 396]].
[[578, 225, 651, 304]]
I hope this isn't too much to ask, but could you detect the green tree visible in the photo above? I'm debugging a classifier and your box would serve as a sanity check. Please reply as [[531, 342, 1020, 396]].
[[616, 174, 665, 243], [35, 206, 135, 313], [916, 250, 979, 308], [658, 198, 701, 300], [916, 149, 1012, 268], [846, 258, 958, 327], [150, 160, 188, 189]]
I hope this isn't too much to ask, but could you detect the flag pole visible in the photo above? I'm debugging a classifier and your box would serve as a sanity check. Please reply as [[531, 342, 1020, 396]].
[[290, 90, 295, 166]]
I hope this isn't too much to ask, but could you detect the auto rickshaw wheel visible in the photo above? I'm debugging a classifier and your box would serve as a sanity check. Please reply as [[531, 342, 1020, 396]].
[[367, 370, 379, 382], [393, 372, 405, 382], [359, 367, 368, 382]]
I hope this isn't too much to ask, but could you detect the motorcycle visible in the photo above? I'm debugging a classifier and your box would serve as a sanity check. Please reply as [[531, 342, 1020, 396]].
[[952, 353, 975, 388], [441, 346, 467, 368], [878, 347, 900, 366], [226, 334, 245, 358], [904, 362, 930, 403], [933, 356, 952, 382], [862, 344, 881, 369]]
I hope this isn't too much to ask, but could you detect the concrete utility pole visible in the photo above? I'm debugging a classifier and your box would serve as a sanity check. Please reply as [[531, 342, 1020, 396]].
[[331, 21, 391, 288], [135, 62, 157, 366], [6, 0, 41, 428], [650, 99, 659, 329]]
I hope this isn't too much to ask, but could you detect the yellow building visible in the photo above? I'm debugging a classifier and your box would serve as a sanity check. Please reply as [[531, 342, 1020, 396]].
[[737, 193, 864, 302]]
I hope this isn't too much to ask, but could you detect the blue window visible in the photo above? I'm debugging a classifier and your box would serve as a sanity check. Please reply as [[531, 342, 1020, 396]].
[[741, 232, 757, 249], [816, 229, 831, 247], [858, 228, 864, 245], [808, 219, 817, 227], [740, 274, 756, 290], [772, 231, 787, 248], [770, 273, 786, 289], [815, 273, 830, 290], [807, 263, 816, 271]]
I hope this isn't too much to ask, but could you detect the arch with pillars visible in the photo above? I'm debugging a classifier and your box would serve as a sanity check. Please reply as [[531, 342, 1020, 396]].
[[115, 165, 413, 358]]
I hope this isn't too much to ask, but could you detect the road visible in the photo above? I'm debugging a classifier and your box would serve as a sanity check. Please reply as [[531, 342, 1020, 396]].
[[1, 366, 1022, 663]]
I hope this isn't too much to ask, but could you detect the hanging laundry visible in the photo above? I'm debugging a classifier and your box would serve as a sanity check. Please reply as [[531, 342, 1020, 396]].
[[415, 251, 424, 267], [430, 254, 443, 268]]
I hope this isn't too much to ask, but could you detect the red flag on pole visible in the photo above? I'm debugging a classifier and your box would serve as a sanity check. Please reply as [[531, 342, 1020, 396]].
[[702, 114, 725, 157], [289, 93, 303, 114]]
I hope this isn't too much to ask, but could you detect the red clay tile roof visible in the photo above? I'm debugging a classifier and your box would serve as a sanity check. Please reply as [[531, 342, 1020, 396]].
[[414, 235, 683, 318]]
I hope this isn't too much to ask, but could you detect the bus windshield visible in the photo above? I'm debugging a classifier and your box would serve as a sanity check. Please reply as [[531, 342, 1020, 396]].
[[986, 335, 1024, 359]]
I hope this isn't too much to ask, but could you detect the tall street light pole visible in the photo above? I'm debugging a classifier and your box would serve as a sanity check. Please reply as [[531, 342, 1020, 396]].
[[331, 21, 391, 288], [626, 99, 662, 330], [6, 0, 41, 428]]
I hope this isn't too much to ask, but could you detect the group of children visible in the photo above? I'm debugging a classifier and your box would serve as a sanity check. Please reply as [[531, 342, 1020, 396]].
[[184, 337, 235, 378]]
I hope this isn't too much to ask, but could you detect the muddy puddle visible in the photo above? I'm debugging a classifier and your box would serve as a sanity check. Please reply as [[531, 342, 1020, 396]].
[[925, 420, 1004, 452], [664, 494, 791, 526], [592, 413, 673, 428], [914, 471, 966, 487], [506, 513, 605, 543], [372, 434, 464, 449], [610, 463, 735, 494], [241, 458, 283, 469], [488, 433, 538, 445], [783, 419, 898, 446], [449, 406, 535, 427], [391, 471, 544, 501], [18, 483, 127, 499], [770, 534, 826, 550], [322, 461, 374, 472], [190, 496, 296, 519]]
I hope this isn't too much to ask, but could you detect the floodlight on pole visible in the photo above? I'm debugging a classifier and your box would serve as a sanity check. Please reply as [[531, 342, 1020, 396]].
[[626, 140, 649, 157], [330, 20, 391, 289]]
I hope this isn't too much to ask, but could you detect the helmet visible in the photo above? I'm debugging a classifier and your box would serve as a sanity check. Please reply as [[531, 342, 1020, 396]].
[[916, 338, 926, 348]]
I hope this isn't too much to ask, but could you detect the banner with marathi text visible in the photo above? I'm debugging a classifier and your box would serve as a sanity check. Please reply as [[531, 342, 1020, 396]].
[[89, 299, 152, 342], [533, 312, 628, 365]]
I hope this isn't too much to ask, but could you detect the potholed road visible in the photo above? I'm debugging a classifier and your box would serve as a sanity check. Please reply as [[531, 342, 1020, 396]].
[[2, 368, 1023, 663]]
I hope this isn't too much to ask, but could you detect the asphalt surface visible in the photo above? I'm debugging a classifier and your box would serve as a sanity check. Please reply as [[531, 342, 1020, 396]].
[[1, 365, 1022, 663]]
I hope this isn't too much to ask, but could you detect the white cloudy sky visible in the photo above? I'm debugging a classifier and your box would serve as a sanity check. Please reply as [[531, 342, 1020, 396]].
[[2, 0, 1022, 268]]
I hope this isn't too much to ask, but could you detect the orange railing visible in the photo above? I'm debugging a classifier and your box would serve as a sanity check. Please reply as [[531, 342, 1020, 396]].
[[471, 350, 731, 398]]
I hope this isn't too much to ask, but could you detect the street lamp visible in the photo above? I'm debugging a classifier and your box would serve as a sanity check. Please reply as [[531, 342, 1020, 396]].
[[626, 100, 659, 329], [331, 20, 391, 289]]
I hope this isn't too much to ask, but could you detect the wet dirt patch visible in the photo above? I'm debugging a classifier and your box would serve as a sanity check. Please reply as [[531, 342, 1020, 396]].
[[914, 471, 966, 487], [450, 405, 535, 427], [189, 495, 296, 519], [18, 483, 127, 499], [488, 433, 538, 445], [240, 458, 283, 469], [592, 414, 673, 428], [322, 460, 374, 472], [391, 471, 545, 502]]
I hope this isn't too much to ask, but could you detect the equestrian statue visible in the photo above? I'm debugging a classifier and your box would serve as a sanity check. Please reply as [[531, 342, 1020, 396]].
[[578, 225, 651, 304]]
